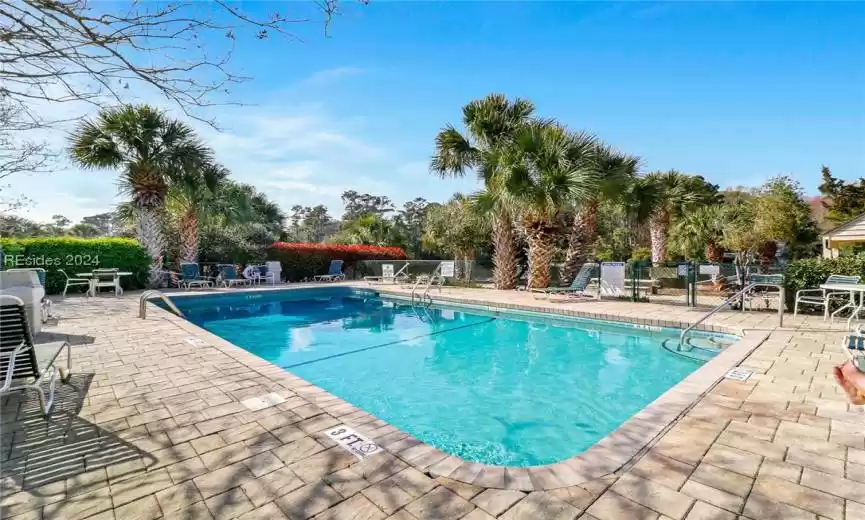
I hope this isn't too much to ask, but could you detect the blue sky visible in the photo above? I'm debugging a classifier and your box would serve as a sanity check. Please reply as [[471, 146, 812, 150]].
[[13, 1, 865, 222]]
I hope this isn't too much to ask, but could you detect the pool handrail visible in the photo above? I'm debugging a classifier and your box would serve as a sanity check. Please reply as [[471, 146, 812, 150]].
[[139, 290, 184, 319]]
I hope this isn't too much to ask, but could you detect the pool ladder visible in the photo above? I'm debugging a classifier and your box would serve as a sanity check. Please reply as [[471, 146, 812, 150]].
[[410, 264, 443, 307], [139, 290, 184, 319], [678, 283, 755, 351]]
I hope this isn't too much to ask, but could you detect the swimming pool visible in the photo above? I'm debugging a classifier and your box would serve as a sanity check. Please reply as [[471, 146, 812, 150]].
[[165, 287, 736, 466]]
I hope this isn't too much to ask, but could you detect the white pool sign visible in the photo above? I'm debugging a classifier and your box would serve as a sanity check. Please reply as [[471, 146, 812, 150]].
[[440, 261, 455, 278], [600, 262, 626, 297], [381, 264, 394, 278], [326, 425, 383, 460], [725, 367, 753, 382], [699, 264, 720, 275]]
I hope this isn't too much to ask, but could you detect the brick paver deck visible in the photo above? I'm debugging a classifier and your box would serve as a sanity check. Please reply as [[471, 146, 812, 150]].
[[1, 285, 863, 520]]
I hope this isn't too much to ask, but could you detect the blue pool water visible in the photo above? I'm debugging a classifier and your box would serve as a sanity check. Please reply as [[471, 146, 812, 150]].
[[166, 288, 733, 466]]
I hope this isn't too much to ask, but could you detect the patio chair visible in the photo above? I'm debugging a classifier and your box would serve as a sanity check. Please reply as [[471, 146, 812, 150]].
[[841, 325, 865, 368], [217, 264, 251, 288], [794, 274, 862, 321], [0, 295, 72, 415], [179, 262, 214, 290], [256, 264, 276, 285], [742, 274, 785, 311], [92, 268, 122, 296], [58, 269, 90, 298], [314, 260, 345, 282], [531, 263, 597, 300]]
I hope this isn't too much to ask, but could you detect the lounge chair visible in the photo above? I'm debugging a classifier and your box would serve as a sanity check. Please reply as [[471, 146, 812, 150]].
[[0, 295, 72, 415], [365, 263, 409, 285], [314, 260, 345, 282], [255, 264, 276, 285], [217, 264, 251, 288], [179, 262, 214, 289], [531, 264, 597, 300], [794, 274, 862, 321]]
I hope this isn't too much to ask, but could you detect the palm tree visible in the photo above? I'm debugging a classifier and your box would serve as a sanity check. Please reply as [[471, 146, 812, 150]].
[[642, 171, 719, 264], [168, 163, 229, 263], [69, 105, 211, 283], [669, 205, 726, 261], [501, 122, 599, 289], [430, 94, 535, 290], [561, 145, 639, 283]]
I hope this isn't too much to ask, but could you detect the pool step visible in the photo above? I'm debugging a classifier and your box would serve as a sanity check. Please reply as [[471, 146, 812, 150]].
[[661, 338, 721, 362]]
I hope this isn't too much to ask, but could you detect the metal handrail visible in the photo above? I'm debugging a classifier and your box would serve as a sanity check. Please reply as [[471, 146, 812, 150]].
[[679, 283, 755, 350], [410, 263, 443, 306], [139, 290, 184, 319]]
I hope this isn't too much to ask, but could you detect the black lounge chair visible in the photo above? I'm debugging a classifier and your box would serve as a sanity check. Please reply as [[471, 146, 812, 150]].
[[1, 295, 72, 415]]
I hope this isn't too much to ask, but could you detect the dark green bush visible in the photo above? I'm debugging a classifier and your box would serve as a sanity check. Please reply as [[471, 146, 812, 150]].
[[784, 254, 865, 311], [1, 237, 150, 294]]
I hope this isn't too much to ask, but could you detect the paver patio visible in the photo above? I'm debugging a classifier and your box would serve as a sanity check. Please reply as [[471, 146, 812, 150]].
[[1, 285, 863, 520]]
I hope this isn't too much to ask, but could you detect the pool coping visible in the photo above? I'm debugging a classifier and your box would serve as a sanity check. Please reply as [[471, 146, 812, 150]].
[[145, 284, 770, 491]]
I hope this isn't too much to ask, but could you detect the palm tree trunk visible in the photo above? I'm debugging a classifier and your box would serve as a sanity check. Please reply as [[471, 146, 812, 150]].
[[649, 209, 670, 264], [179, 210, 199, 263], [134, 205, 167, 287], [526, 227, 555, 289], [561, 201, 598, 284], [492, 213, 518, 290]]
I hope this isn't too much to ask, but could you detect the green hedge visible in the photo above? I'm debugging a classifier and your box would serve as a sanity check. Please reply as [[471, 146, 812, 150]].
[[1, 237, 150, 295], [784, 254, 865, 311]]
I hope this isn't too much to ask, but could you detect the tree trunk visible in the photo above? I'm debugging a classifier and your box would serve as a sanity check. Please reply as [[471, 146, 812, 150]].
[[492, 213, 518, 290], [526, 226, 555, 289], [561, 200, 598, 284], [759, 241, 777, 272], [649, 209, 669, 264], [179, 210, 199, 263], [705, 242, 724, 263], [134, 205, 167, 287]]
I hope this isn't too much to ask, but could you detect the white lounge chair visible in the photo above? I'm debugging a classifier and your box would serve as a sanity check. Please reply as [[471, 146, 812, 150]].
[[0, 295, 72, 415], [365, 263, 409, 285], [217, 264, 251, 288]]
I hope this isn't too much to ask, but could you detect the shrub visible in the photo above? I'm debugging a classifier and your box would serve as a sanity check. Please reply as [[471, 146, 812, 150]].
[[1, 237, 151, 294], [267, 242, 407, 281], [630, 247, 652, 262], [784, 254, 865, 311]]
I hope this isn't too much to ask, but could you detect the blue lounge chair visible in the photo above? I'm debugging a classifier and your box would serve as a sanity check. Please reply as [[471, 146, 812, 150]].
[[314, 260, 345, 282], [531, 263, 597, 300], [217, 264, 251, 288], [178, 262, 213, 289]]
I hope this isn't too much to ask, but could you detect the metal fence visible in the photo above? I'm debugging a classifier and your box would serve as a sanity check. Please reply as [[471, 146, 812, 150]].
[[354, 258, 788, 309]]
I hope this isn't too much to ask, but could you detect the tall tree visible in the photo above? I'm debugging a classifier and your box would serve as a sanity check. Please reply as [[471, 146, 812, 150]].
[[287, 205, 336, 242], [340, 191, 395, 220], [818, 165, 865, 224], [169, 163, 228, 262], [561, 145, 639, 283], [395, 197, 429, 258], [643, 171, 720, 264], [81, 212, 122, 236], [500, 122, 599, 288], [430, 93, 535, 289], [68, 105, 211, 283], [422, 195, 490, 277]]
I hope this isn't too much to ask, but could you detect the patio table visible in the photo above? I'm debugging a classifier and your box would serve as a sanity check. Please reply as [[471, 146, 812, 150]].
[[820, 283, 865, 327], [76, 271, 133, 297]]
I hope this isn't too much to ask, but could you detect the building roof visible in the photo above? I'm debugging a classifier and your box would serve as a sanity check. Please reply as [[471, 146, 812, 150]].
[[821, 212, 865, 242]]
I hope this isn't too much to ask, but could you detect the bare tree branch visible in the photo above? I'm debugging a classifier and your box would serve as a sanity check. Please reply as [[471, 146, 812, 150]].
[[0, 0, 363, 127]]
